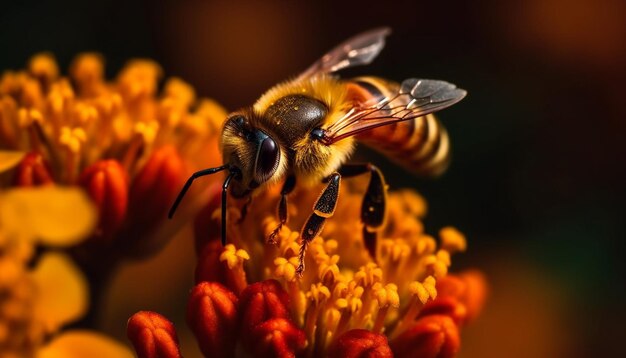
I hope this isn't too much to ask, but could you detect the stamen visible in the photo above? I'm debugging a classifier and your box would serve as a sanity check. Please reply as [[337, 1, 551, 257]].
[[390, 277, 436, 338], [218, 244, 249, 295]]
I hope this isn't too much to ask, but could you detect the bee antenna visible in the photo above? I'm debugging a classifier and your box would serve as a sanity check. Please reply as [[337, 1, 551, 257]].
[[168, 164, 229, 219], [221, 170, 238, 246]]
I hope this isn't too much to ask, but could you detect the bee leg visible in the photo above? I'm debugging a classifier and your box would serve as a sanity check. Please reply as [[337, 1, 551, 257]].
[[338, 164, 387, 260], [168, 165, 229, 219], [268, 175, 296, 244], [296, 173, 341, 275]]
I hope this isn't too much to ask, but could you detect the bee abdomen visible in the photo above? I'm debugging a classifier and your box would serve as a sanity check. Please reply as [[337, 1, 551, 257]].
[[350, 77, 451, 177]]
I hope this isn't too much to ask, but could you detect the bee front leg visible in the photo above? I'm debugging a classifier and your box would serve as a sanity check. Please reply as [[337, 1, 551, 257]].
[[296, 173, 341, 275], [339, 163, 387, 260], [268, 175, 296, 244]]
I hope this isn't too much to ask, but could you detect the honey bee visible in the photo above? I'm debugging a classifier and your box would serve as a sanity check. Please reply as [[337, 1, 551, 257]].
[[169, 28, 466, 274]]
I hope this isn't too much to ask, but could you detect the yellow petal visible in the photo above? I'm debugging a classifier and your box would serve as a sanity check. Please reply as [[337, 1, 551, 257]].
[[36, 330, 134, 358], [0, 150, 26, 172], [0, 187, 96, 246], [30, 253, 88, 332]]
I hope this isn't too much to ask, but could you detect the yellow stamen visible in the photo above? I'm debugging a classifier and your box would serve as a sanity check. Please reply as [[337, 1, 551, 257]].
[[390, 277, 437, 338], [318, 254, 340, 285], [274, 257, 297, 282], [439, 226, 467, 253], [219, 244, 250, 269], [372, 283, 399, 333], [304, 283, 331, 346], [28, 53, 59, 86], [219, 244, 250, 295], [70, 53, 105, 97], [58, 127, 86, 183]]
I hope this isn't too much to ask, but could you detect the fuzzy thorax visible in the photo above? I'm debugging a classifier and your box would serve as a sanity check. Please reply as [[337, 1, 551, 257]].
[[253, 75, 356, 186]]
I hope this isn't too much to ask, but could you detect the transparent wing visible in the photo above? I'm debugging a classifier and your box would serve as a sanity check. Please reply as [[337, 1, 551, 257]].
[[321, 78, 467, 144], [297, 27, 391, 80]]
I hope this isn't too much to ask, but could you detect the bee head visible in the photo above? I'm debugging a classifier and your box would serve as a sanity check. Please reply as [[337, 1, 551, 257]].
[[221, 111, 283, 196]]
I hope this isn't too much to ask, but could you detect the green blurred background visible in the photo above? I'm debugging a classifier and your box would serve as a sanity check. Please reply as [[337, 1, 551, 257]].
[[2, 0, 624, 357]]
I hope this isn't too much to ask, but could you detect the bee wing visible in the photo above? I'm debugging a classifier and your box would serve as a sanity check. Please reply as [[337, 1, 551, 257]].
[[322, 78, 467, 144], [297, 27, 392, 80]]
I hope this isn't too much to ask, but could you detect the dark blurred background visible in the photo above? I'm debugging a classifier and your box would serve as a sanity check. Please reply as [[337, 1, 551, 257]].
[[2, 0, 625, 357]]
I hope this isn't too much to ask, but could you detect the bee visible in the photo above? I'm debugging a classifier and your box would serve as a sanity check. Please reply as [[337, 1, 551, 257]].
[[169, 28, 466, 274]]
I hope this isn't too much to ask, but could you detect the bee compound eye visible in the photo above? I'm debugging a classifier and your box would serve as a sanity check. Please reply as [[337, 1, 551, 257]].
[[256, 136, 280, 179]]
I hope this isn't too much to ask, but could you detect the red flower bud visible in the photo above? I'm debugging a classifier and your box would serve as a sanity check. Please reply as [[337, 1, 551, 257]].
[[239, 280, 291, 340], [390, 315, 460, 358], [194, 240, 248, 295], [127, 311, 181, 358], [12, 151, 53, 186], [78, 159, 128, 239], [186, 282, 238, 357], [418, 296, 467, 326], [249, 318, 306, 358], [456, 270, 488, 323], [124, 146, 185, 255], [328, 329, 392, 358], [193, 182, 222, 254], [195, 240, 228, 284]]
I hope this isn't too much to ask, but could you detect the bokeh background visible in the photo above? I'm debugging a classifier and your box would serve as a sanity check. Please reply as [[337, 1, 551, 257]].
[[2, 0, 625, 357]]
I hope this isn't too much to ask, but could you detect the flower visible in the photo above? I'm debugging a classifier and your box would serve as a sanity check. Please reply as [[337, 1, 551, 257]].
[[130, 177, 487, 357], [0, 186, 132, 357], [1, 52, 227, 257], [0, 53, 227, 356]]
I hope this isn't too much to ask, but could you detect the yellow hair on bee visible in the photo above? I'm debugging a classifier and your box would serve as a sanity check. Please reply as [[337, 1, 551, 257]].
[[253, 75, 356, 186], [251, 76, 354, 186]]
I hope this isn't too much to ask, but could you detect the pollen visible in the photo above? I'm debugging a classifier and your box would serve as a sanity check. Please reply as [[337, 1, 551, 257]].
[[274, 257, 299, 282], [307, 283, 331, 305], [439, 226, 467, 253], [59, 127, 87, 154], [205, 180, 476, 356], [219, 244, 250, 269], [374, 283, 400, 308], [1, 52, 227, 355], [28, 53, 59, 83], [409, 277, 437, 304]]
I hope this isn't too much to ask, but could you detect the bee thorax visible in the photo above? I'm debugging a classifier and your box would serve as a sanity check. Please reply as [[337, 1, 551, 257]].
[[264, 95, 327, 145]]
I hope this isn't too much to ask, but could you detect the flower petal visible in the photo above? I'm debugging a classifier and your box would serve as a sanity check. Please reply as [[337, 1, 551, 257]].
[[36, 330, 134, 358], [78, 159, 128, 240], [30, 253, 88, 332], [250, 318, 307, 358], [13, 151, 54, 186], [186, 281, 238, 357], [239, 280, 291, 340], [390, 315, 460, 358], [0, 187, 97, 246], [328, 329, 392, 358], [0, 150, 26, 173], [125, 145, 185, 256]]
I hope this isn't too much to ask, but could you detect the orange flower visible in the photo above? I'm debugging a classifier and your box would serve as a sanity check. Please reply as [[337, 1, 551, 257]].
[[130, 179, 487, 357], [0, 53, 227, 356], [1, 52, 226, 257], [0, 186, 132, 357]]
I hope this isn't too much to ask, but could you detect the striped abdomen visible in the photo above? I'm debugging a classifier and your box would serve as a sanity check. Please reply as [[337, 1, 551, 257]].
[[347, 76, 451, 177]]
